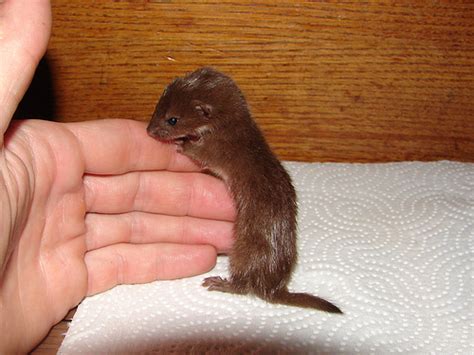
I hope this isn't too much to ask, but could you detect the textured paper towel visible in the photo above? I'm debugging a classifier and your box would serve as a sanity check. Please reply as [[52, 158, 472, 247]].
[[59, 161, 473, 354]]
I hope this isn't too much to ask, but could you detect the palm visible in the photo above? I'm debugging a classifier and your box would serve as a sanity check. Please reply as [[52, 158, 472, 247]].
[[7, 120, 89, 332]]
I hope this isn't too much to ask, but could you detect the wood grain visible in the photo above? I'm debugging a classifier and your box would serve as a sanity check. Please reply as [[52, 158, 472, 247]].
[[30, 321, 68, 354], [31, 309, 75, 354], [45, 1, 474, 162]]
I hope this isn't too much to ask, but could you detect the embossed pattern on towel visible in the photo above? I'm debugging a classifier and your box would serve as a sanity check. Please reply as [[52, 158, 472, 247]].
[[59, 161, 473, 354]]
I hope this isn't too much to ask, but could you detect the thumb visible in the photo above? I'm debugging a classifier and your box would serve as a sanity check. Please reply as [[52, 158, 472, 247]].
[[0, 0, 52, 141]]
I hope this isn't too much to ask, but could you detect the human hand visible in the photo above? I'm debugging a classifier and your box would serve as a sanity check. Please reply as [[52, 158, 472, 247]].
[[1, 119, 235, 353], [0, 1, 235, 353]]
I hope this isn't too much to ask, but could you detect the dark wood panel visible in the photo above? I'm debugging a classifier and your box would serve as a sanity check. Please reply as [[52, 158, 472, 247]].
[[46, 1, 474, 162]]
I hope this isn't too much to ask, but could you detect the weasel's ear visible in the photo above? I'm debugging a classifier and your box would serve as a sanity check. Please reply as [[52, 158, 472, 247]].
[[192, 100, 213, 119]]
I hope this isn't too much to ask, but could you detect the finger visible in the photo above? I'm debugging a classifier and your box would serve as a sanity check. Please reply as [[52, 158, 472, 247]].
[[83, 171, 235, 221], [84, 243, 216, 295], [66, 119, 198, 174], [85, 212, 234, 253]]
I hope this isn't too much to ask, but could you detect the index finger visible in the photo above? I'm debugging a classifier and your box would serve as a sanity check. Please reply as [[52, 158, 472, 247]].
[[66, 119, 198, 174]]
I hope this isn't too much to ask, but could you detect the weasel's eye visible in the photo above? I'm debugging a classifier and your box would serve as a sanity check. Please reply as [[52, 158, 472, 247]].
[[167, 117, 178, 126]]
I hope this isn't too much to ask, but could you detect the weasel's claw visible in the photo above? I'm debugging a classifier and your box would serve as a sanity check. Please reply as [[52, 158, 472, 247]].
[[202, 276, 229, 291]]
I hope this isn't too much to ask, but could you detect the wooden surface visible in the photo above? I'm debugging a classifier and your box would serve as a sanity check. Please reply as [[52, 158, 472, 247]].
[[40, 0, 474, 163], [33, 1, 473, 353], [31, 309, 75, 354], [31, 322, 69, 354]]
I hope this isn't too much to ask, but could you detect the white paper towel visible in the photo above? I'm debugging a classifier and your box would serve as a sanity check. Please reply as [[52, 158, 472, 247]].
[[59, 161, 473, 354]]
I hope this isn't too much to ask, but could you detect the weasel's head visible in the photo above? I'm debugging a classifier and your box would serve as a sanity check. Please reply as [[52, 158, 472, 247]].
[[147, 67, 246, 146], [147, 92, 213, 146]]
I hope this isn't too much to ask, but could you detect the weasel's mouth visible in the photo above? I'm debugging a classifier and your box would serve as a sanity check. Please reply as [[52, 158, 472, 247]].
[[147, 126, 201, 145], [161, 134, 200, 145]]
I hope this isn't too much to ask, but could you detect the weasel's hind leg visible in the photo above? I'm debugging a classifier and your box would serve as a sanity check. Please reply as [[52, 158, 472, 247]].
[[202, 276, 246, 295]]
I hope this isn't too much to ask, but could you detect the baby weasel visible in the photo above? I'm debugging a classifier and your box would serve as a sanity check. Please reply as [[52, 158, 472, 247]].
[[147, 67, 342, 313]]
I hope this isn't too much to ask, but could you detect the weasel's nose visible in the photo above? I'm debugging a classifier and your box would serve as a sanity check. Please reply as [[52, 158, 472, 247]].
[[147, 124, 169, 140], [147, 124, 159, 138]]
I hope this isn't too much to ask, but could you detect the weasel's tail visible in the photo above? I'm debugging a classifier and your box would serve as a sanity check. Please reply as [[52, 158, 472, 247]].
[[268, 290, 343, 314]]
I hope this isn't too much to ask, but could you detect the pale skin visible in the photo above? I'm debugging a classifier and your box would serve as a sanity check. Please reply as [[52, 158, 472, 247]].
[[0, 0, 235, 352]]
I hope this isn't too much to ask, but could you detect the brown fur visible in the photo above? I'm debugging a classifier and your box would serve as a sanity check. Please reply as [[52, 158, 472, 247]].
[[147, 67, 342, 313]]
